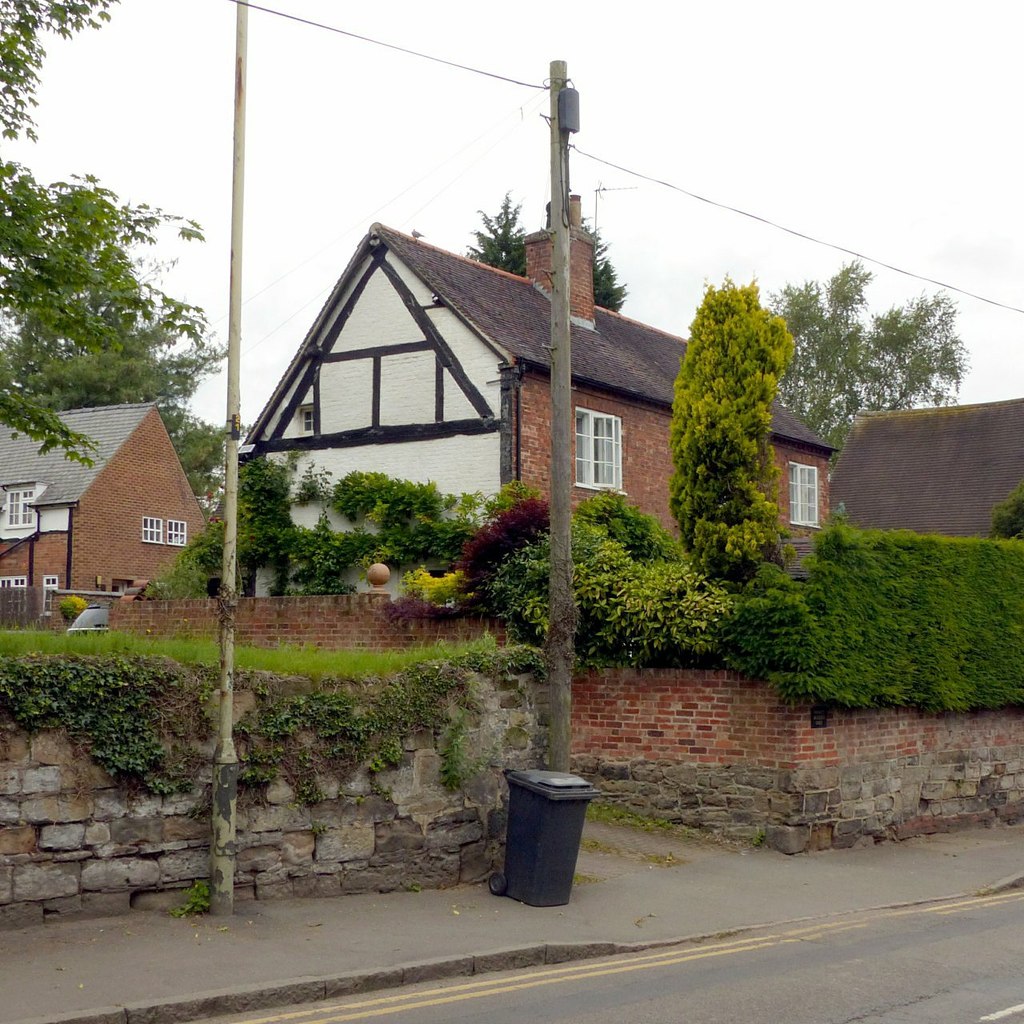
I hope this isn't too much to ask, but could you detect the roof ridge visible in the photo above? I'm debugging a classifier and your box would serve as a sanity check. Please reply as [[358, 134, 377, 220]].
[[857, 397, 1024, 420], [372, 223, 535, 288], [60, 401, 157, 415]]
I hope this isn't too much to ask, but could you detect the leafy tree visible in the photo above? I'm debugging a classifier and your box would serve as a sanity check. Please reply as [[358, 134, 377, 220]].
[[992, 480, 1024, 540], [770, 261, 966, 450], [669, 279, 794, 584], [0, 1, 205, 461], [467, 192, 526, 275], [589, 225, 627, 312], [0, 296, 225, 498], [468, 194, 628, 312]]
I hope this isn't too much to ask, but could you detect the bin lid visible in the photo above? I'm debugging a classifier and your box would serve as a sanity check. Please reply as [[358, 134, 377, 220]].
[[504, 769, 599, 797]]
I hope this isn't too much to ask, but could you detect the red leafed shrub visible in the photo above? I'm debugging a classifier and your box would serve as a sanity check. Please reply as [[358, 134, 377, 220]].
[[455, 497, 550, 607]]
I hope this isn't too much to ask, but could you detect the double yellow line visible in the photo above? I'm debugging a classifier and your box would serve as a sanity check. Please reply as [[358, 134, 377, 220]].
[[236, 890, 1024, 1024]]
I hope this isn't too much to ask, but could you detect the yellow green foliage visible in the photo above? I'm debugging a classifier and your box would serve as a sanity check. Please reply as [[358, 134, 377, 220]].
[[669, 279, 794, 584], [401, 567, 465, 606], [58, 595, 89, 622]]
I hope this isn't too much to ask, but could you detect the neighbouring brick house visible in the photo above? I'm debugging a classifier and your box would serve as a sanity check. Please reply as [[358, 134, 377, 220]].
[[246, 201, 832, 555], [831, 399, 1024, 536], [0, 404, 205, 593]]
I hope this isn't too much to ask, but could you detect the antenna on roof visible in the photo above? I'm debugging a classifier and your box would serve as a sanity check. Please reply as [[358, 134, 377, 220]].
[[593, 182, 638, 232]]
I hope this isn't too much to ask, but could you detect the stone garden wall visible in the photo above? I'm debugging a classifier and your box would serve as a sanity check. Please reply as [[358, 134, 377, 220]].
[[571, 669, 1024, 852], [0, 670, 546, 928]]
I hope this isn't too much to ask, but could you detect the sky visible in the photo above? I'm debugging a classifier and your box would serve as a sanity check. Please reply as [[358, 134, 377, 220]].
[[13, 0, 1024, 429]]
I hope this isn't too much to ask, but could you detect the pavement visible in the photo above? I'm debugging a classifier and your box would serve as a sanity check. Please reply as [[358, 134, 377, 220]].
[[4, 819, 1024, 1024]]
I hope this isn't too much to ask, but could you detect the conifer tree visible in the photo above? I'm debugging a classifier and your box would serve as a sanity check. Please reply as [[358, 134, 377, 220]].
[[669, 280, 794, 583]]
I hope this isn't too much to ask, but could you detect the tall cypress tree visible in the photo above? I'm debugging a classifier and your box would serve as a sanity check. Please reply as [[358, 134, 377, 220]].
[[669, 280, 794, 583]]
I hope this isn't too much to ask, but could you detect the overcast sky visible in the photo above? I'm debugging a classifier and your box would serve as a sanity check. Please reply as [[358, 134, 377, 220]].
[[13, 0, 1024, 428]]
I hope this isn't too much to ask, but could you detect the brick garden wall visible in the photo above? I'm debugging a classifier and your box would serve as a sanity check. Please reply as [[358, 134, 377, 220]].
[[110, 593, 505, 650], [571, 668, 1024, 852]]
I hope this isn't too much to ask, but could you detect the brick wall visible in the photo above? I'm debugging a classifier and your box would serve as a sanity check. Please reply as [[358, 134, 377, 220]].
[[0, 532, 68, 587], [515, 370, 830, 533], [72, 408, 206, 590], [773, 441, 832, 534], [572, 668, 1024, 851], [110, 593, 505, 650]]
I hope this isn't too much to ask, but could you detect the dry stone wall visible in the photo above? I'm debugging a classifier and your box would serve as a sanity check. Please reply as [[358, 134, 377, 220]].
[[0, 671, 547, 928]]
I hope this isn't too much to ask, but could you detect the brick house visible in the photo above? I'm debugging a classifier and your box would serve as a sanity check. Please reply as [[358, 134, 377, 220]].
[[246, 204, 832, 544], [831, 399, 1024, 536], [0, 404, 205, 593]]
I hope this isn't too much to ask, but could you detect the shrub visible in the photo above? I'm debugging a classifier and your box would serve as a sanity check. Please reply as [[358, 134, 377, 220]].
[[573, 491, 681, 562], [402, 567, 465, 606], [58, 595, 89, 622], [724, 525, 1024, 711], [992, 479, 1024, 540], [489, 522, 731, 667], [455, 495, 550, 607]]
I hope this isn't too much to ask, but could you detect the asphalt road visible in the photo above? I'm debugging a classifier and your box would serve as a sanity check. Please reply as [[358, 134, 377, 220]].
[[204, 889, 1024, 1024]]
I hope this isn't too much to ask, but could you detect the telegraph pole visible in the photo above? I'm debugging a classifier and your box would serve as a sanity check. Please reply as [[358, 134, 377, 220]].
[[546, 60, 577, 772], [210, 1, 246, 917]]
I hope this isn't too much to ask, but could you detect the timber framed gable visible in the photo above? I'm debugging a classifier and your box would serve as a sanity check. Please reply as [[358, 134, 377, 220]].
[[251, 236, 499, 456]]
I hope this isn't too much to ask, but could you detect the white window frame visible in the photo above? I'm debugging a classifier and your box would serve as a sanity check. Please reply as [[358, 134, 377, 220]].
[[575, 408, 623, 490], [300, 405, 314, 433], [167, 520, 188, 546], [0, 576, 27, 588], [789, 462, 820, 527], [5, 487, 35, 528], [42, 575, 59, 590], [142, 517, 164, 544]]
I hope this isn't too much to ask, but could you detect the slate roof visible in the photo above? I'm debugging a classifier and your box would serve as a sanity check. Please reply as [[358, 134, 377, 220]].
[[376, 226, 830, 450], [252, 228, 830, 451], [0, 403, 154, 506], [830, 399, 1024, 536]]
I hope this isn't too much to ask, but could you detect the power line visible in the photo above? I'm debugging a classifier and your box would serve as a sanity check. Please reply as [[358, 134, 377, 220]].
[[573, 145, 1024, 317], [228, 0, 545, 91]]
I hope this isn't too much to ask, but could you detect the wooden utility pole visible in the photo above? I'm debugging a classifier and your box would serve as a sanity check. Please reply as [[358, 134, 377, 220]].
[[210, 1, 247, 917], [546, 60, 577, 772]]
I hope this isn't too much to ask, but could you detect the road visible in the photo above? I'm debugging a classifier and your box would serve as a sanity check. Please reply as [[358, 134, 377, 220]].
[[205, 889, 1024, 1024]]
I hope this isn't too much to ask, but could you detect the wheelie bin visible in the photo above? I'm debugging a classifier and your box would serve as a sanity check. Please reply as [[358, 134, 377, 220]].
[[488, 768, 599, 907]]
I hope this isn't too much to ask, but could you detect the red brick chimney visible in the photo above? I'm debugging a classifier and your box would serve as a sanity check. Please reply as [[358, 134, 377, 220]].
[[524, 194, 596, 325]]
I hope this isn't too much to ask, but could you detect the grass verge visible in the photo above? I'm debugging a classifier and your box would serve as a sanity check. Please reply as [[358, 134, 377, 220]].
[[0, 629, 499, 681]]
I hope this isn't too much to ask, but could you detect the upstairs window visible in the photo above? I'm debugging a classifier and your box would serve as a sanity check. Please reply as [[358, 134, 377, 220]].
[[167, 520, 188, 546], [142, 517, 164, 544], [789, 463, 819, 527], [6, 487, 35, 528], [300, 405, 314, 433], [575, 408, 622, 490]]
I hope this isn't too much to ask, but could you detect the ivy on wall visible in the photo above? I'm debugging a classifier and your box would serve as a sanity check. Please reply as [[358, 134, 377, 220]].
[[0, 646, 543, 798]]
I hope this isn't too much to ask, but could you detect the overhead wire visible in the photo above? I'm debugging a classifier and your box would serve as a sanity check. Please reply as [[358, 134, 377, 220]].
[[572, 145, 1024, 316], [225, 0, 1024, 328], [240, 91, 548, 354], [227, 0, 545, 90]]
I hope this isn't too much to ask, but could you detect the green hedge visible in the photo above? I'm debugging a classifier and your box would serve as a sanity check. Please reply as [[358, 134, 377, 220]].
[[724, 526, 1024, 710]]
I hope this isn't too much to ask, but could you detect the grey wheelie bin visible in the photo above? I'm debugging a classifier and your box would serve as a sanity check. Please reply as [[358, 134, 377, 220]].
[[489, 768, 599, 907]]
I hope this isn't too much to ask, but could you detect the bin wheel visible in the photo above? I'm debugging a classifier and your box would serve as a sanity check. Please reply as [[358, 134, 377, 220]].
[[488, 872, 507, 897]]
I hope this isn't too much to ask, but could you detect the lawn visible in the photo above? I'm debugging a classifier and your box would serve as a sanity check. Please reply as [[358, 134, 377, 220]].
[[0, 630, 497, 681]]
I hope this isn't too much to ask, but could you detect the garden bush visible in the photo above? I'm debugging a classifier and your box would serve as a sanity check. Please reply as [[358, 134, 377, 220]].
[[724, 525, 1024, 711]]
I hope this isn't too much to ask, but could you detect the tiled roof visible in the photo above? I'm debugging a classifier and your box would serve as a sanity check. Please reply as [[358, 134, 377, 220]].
[[0, 403, 154, 505], [376, 226, 831, 451], [830, 399, 1024, 536]]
